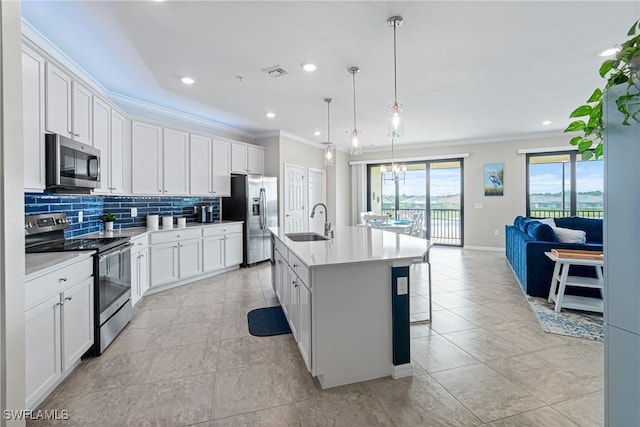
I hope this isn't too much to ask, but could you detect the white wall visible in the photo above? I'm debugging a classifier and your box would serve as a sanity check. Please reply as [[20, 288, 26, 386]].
[[353, 136, 574, 248], [1, 1, 27, 424]]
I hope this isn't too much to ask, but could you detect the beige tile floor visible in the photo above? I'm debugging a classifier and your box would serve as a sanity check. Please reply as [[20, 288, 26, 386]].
[[30, 247, 604, 426]]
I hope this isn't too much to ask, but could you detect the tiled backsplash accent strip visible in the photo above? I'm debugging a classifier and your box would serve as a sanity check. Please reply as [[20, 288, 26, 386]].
[[25, 193, 220, 237], [102, 196, 220, 229], [25, 192, 103, 238]]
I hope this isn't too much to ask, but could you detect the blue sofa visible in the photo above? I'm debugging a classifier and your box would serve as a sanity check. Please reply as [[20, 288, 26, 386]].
[[505, 216, 603, 298]]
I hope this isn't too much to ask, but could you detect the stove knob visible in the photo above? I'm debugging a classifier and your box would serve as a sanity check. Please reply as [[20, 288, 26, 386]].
[[56, 219, 63, 224]]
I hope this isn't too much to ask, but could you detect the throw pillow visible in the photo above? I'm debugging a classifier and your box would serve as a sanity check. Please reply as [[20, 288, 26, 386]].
[[527, 222, 557, 242], [536, 218, 556, 227], [514, 215, 524, 229], [519, 218, 535, 233], [554, 227, 587, 244]]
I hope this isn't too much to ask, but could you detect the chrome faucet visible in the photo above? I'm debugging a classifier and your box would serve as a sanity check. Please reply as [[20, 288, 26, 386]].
[[310, 203, 332, 237]]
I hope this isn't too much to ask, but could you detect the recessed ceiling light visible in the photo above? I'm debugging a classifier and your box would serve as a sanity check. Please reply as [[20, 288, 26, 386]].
[[313, 131, 321, 136], [302, 63, 317, 72], [599, 47, 620, 57], [542, 120, 552, 126], [266, 112, 276, 119], [181, 77, 195, 85]]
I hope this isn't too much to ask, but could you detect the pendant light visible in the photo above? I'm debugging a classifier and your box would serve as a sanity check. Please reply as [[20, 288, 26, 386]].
[[387, 16, 404, 138], [323, 98, 334, 167], [348, 66, 362, 155]]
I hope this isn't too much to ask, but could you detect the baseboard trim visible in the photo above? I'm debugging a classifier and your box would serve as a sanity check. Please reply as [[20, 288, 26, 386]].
[[464, 245, 505, 252], [391, 363, 414, 379]]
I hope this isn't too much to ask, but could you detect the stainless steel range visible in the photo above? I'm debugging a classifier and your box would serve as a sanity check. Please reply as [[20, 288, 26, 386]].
[[25, 212, 132, 355]]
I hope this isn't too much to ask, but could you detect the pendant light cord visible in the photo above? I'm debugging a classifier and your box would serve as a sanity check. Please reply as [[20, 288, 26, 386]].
[[393, 22, 398, 104], [327, 100, 331, 142], [352, 71, 357, 130]]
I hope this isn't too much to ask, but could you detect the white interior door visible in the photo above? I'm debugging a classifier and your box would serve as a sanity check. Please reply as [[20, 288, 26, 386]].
[[284, 164, 305, 233], [308, 168, 327, 233]]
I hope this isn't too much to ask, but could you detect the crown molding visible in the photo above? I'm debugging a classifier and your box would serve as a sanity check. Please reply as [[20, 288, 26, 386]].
[[360, 130, 568, 154], [108, 92, 255, 141], [21, 18, 108, 97], [254, 130, 350, 153]]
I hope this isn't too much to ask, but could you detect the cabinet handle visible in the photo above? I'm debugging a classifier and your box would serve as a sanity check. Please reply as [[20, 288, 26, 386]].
[[158, 190, 162, 192], [65, 296, 72, 301], [277, 260, 282, 264], [68, 131, 73, 135], [293, 264, 298, 268], [56, 302, 63, 306], [109, 187, 116, 190], [224, 236, 228, 240], [59, 277, 68, 282], [138, 242, 143, 245], [74, 133, 80, 137]]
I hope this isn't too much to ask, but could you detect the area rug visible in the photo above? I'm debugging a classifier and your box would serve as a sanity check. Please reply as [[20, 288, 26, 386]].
[[526, 296, 604, 341], [247, 306, 292, 337]]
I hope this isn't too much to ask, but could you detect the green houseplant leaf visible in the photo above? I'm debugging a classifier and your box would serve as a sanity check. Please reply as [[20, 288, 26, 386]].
[[566, 18, 640, 159], [100, 213, 117, 222]]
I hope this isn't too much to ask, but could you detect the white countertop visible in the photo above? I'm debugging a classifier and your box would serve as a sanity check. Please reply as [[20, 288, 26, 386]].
[[270, 226, 432, 267], [25, 251, 94, 280], [82, 220, 244, 239]]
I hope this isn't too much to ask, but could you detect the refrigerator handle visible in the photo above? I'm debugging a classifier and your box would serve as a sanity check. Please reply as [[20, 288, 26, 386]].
[[259, 188, 266, 230]]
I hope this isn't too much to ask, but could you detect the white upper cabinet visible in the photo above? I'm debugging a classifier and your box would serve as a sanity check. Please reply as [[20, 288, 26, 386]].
[[45, 63, 72, 138], [45, 62, 92, 145], [231, 142, 265, 175], [92, 96, 110, 194], [231, 143, 248, 174], [189, 134, 213, 196], [163, 128, 189, 195], [22, 46, 46, 192], [131, 120, 163, 195], [247, 146, 265, 175], [72, 83, 92, 145], [190, 135, 231, 197], [110, 110, 126, 194], [212, 140, 231, 196]]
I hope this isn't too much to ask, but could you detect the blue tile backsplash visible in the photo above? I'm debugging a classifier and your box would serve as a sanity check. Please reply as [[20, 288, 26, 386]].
[[25, 191, 220, 238]]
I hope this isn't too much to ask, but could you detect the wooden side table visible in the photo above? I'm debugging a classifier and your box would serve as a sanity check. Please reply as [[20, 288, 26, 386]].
[[545, 251, 604, 313]]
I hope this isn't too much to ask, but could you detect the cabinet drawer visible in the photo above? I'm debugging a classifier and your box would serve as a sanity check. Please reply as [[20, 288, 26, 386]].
[[131, 234, 148, 254], [202, 223, 243, 237], [274, 237, 288, 259], [288, 252, 309, 287], [150, 228, 201, 244], [26, 257, 93, 310]]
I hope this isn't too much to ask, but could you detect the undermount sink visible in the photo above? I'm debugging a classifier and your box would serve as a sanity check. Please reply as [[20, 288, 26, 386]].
[[285, 232, 329, 242]]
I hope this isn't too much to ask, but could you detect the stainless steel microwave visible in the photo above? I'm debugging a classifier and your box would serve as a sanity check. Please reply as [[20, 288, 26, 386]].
[[46, 134, 101, 190]]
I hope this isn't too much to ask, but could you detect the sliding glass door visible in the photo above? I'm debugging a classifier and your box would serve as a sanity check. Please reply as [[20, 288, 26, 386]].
[[367, 159, 463, 246]]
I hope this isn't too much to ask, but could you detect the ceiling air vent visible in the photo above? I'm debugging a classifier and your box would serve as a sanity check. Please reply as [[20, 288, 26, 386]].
[[262, 65, 288, 78]]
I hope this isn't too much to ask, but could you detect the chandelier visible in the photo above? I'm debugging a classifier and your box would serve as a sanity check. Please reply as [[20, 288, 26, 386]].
[[323, 98, 334, 167], [380, 137, 407, 182]]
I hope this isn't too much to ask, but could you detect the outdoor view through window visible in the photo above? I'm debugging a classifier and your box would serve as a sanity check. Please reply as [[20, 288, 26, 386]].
[[527, 153, 603, 218], [368, 161, 463, 245]]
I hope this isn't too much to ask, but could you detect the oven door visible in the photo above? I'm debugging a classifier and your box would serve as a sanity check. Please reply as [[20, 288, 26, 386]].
[[98, 243, 132, 325]]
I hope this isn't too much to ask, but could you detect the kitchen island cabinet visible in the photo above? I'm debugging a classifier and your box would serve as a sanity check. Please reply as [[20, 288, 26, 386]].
[[270, 226, 431, 389]]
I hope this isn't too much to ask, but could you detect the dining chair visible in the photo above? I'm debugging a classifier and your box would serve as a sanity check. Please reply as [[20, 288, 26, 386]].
[[410, 212, 425, 237]]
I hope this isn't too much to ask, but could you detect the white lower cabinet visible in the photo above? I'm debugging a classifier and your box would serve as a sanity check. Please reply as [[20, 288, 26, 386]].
[[150, 242, 180, 287], [179, 238, 203, 279], [25, 257, 94, 409], [272, 237, 312, 372], [202, 224, 243, 272], [131, 235, 149, 306]]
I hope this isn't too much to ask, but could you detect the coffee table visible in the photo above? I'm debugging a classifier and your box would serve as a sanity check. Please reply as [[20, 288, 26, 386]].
[[545, 251, 604, 313]]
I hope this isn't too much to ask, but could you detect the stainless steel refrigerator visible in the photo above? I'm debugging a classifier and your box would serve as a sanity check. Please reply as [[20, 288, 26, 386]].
[[222, 174, 277, 266]]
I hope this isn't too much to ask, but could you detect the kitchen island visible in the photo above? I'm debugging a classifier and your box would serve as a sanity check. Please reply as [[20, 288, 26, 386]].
[[269, 226, 432, 389]]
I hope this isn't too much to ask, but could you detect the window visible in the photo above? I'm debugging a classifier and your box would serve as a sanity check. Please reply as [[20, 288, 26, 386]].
[[526, 151, 603, 218], [367, 159, 464, 245]]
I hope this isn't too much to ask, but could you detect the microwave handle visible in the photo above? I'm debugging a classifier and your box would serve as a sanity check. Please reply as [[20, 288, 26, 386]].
[[90, 156, 101, 180]]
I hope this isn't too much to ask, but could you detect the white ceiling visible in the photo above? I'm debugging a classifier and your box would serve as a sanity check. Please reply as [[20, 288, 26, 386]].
[[21, 1, 639, 151]]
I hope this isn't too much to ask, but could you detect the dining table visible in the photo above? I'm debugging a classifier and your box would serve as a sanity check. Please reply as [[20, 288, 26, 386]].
[[370, 219, 413, 235]]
